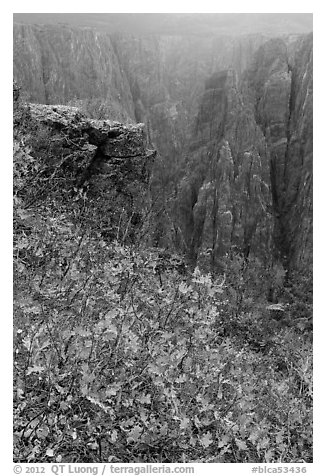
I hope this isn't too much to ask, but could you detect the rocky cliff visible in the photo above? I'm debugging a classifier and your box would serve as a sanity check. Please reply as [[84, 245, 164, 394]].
[[13, 24, 135, 122], [175, 34, 312, 272], [13, 23, 312, 272], [244, 34, 313, 269], [177, 69, 272, 270]]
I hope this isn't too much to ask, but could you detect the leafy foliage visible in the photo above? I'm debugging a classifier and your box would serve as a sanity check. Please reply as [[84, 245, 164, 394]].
[[13, 98, 312, 464]]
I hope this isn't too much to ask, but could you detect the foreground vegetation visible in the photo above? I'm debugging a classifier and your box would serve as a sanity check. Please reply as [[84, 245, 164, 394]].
[[13, 99, 312, 463]]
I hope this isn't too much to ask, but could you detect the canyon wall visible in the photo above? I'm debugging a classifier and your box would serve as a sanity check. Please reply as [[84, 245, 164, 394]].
[[13, 23, 312, 271]]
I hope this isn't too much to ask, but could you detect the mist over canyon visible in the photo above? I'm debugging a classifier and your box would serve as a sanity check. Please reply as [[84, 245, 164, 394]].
[[13, 15, 312, 275]]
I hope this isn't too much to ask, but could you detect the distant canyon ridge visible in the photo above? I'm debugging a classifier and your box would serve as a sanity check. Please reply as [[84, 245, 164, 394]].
[[13, 21, 313, 272]]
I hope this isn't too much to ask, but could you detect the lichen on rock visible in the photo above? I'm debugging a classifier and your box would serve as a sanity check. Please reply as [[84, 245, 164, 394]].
[[27, 102, 155, 188]]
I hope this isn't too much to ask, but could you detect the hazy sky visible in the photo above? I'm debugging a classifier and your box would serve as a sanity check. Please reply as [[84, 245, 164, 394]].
[[13, 13, 313, 36]]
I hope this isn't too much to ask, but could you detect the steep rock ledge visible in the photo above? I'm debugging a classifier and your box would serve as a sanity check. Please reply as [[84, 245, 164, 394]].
[[14, 86, 155, 242], [27, 103, 155, 188]]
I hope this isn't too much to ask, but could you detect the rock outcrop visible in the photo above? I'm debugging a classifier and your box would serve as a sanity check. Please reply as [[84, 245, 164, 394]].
[[14, 86, 155, 243], [27, 103, 154, 186]]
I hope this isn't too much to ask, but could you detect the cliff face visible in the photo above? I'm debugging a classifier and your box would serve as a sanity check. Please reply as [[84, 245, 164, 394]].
[[13, 24, 135, 122], [244, 35, 313, 268], [177, 69, 272, 269], [284, 35, 313, 268], [13, 23, 312, 271], [176, 35, 312, 271], [13, 26, 266, 173]]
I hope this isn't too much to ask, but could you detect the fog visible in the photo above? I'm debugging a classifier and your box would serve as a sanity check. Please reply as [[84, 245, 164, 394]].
[[13, 13, 312, 36]]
